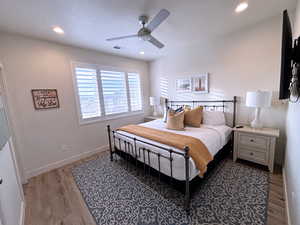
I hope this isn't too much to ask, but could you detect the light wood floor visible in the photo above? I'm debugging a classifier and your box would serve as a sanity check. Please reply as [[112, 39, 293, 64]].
[[24, 152, 287, 225]]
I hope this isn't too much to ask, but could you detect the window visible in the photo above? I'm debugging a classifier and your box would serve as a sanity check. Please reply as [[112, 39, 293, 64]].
[[75, 67, 101, 119], [101, 70, 128, 115], [73, 63, 143, 123], [160, 77, 169, 98], [128, 73, 142, 111]]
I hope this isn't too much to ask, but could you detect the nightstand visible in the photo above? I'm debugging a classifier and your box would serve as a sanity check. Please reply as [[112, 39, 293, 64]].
[[233, 126, 280, 173], [144, 116, 163, 122]]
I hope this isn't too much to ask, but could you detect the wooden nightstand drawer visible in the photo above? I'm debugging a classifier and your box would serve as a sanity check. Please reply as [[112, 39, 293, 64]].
[[238, 147, 268, 165], [233, 126, 279, 173], [239, 133, 269, 150]]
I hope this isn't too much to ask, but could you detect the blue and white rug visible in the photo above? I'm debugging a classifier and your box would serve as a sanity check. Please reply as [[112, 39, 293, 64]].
[[72, 154, 269, 225]]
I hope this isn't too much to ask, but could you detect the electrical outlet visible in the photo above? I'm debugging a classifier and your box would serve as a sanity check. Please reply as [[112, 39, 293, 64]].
[[292, 191, 295, 198], [61, 144, 71, 152]]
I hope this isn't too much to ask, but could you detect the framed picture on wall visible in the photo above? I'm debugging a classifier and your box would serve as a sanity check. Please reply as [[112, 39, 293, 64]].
[[176, 78, 192, 92], [31, 89, 60, 110], [192, 74, 209, 93]]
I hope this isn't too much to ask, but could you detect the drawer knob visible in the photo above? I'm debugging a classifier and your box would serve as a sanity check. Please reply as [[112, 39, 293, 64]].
[[250, 152, 254, 156], [250, 139, 254, 142]]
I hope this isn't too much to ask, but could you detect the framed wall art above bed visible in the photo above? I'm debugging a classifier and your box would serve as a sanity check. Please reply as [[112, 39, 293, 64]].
[[176, 78, 192, 92], [192, 73, 209, 94]]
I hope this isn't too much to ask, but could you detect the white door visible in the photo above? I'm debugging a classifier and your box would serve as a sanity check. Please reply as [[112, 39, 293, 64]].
[[0, 67, 24, 225]]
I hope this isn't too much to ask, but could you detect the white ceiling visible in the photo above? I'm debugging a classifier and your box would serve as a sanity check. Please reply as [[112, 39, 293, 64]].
[[0, 0, 297, 61]]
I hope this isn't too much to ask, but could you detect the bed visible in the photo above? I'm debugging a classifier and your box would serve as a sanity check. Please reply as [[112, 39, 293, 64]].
[[107, 97, 237, 211], [114, 119, 232, 180]]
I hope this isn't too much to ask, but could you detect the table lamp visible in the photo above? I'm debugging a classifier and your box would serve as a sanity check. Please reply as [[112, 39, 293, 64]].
[[246, 91, 272, 129], [149, 96, 158, 116]]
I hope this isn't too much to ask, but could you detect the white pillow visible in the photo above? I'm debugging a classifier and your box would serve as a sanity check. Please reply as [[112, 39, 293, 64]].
[[202, 111, 226, 126]]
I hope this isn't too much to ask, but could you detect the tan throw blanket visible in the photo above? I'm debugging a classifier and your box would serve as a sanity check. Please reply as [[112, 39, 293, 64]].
[[117, 124, 213, 177]]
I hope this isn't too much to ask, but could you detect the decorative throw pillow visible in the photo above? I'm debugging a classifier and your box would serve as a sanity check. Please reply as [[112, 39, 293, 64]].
[[184, 106, 203, 127], [183, 105, 192, 111], [202, 111, 226, 126], [166, 110, 185, 130], [163, 106, 183, 123]]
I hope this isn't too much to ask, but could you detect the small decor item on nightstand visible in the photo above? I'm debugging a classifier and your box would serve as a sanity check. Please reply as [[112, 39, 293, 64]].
[[149, 96, 159, 116], [31, 89, 59, 110], [246, 91, 272, 129]]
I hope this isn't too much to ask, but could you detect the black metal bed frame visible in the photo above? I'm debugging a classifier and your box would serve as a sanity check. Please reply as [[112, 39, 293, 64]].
[[107, 96, 237, 212]]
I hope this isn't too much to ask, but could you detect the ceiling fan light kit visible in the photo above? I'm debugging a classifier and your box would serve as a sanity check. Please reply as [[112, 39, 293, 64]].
[[106, 9, 170, 49]]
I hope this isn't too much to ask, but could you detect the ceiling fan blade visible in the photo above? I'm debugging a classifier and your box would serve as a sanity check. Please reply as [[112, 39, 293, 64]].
[[106, 34, 138, 41], [148, 35, 164, 49], [146, 9, 170, 32]]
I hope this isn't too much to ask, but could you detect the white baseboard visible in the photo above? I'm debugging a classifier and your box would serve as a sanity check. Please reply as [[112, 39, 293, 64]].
[[25, 145, 108, 179], [283, 167, 291, 225], [19, 201, 25, 225]]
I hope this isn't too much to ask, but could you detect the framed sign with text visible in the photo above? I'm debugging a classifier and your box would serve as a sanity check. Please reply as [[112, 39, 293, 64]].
[[31, 89, 60, 110]]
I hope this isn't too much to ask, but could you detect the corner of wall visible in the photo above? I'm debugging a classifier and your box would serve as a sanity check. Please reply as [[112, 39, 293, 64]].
[[283, 166, 292, 225]]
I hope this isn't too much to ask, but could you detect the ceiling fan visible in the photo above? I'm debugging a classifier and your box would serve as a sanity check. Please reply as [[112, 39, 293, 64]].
[[106, 9, 170, 49]]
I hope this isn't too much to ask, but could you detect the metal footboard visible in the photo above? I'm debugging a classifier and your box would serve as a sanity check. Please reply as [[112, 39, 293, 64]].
[[107, 125, 191, 211]]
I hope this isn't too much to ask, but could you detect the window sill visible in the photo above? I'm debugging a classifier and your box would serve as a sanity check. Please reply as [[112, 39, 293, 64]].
[[79, 111, 144, 126]]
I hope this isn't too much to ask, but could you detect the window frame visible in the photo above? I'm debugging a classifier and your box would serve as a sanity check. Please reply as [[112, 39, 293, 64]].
[[71, 62, 144, 125]]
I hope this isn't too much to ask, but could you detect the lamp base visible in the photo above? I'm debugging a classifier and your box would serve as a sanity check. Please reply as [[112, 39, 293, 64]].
[[152, 105, 158, 117], [152, 111, 158, 117], [250, 107, 263, 129], [250, 119, 263, 129]]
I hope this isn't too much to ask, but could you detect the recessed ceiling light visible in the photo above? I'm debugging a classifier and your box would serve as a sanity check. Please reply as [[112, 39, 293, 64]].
[[139, 51, 145, 55], [235, 2, 248, 13], [53, 26, 64, 34]]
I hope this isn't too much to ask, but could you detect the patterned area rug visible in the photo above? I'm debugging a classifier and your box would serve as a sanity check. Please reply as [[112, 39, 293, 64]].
[[72, 154, 269, 225]]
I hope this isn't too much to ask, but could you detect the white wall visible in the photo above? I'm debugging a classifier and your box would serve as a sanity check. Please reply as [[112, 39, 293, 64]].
[[284, 1, 300, 224], [150, 14, 287, 164], [0, 32, 150, 180]]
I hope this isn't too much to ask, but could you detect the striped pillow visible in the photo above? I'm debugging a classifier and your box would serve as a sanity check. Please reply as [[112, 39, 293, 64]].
[[166, 110, 185, 130]]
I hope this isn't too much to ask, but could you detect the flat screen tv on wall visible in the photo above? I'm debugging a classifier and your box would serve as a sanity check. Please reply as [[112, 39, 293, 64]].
[[279, 10, 293, 100]]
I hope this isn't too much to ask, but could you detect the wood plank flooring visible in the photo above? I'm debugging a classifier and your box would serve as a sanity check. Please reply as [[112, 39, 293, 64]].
[[24, 152, 287, 225]]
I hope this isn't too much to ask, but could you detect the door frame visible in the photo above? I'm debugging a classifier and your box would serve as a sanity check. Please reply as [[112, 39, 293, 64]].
[[0, 63, 25, 200]]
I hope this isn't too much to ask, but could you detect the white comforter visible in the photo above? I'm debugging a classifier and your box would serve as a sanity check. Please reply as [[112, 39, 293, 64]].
[[114, 119, 232, 181]]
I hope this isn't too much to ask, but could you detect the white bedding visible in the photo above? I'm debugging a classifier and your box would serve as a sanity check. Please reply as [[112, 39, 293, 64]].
[[114, 119, 232, 181]]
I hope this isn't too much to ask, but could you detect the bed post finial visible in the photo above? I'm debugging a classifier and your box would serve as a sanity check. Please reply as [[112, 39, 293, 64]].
[[184, 146, 189, 153], [165, 98, 168, 106], [107, 125, 113, 161], [184, 146, 190, 213], [233, 96, 237, 128]]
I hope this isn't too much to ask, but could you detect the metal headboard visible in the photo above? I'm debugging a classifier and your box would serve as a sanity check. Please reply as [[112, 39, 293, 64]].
[[165, 96, 237, 128]]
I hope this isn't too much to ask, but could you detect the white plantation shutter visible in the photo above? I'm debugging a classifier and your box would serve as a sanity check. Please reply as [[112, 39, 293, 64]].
[[160, 77, 169, 98], [101, 70, 128, 115], [75, 67, 101, 119], [128, 73, 142, 111], [73, 64, 143, 123]]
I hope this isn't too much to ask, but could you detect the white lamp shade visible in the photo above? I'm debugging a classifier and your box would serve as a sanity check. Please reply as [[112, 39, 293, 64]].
[[149, 96, 157, 106], [246, 91, 272, 108]]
